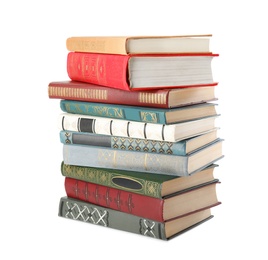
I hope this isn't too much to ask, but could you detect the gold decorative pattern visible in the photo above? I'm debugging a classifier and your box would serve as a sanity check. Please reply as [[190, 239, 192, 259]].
[[49, 86, 107, 100], [92, 106, 124, 118], [140, 111, 158, 123], [139, 93, 166, 104], [61, 164, 162, 197], [144, 181, 159, 197]]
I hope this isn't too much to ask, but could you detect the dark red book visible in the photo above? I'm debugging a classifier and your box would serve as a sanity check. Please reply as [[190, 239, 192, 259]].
[[67, 52, 218, 91], [48, 80, 217, 108], [64, 177, 220, 222]]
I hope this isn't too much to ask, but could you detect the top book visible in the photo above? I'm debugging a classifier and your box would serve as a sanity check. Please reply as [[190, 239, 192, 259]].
[[66, 34, 212, 55]]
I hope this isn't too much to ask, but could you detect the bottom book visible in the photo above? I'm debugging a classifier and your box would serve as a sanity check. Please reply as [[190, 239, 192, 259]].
[[58, 196, 215, 241]]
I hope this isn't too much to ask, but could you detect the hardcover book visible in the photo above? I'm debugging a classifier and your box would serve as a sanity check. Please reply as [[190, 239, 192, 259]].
[[60, 129, 219, 156], [62, 139, 224, 176], [48, 80, 217, 108], [64, 177, 220, 222], [67, 52, 218, 91], [58, 196, 214, 240], [66, 34, 212, 55], [59, 112, 219, 142], [61, 163, 218, 198], [60, 100, 218, 124]]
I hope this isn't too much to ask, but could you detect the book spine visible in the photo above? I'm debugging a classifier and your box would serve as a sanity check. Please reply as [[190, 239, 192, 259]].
[[63, 144, 189, 176], [59, 113, 176, 142], [61, 162, 163, 198], [65, 177, 164, 221], [60, 131, 187, 155], [58, 196, 167, 240], [48, 81, 170, 108], [67, 52, 130, 91], [66, 37, 128, 54], [60, 100, 168, 124]]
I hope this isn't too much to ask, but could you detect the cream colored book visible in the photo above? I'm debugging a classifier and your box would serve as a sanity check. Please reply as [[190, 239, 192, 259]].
[[66, 34, 212, 55], [59, 113, 219, 142]]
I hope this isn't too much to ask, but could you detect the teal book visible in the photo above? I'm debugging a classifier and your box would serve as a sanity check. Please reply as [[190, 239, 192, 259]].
[[60, 129, 219, 156], [60, 100, 217, 124], [58, 196, 214, 240], [62, 139, 224, 176]]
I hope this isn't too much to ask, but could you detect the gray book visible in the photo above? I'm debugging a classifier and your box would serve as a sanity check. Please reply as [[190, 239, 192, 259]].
[[62, 139, 224, 176], [58, 196, 214, 240]]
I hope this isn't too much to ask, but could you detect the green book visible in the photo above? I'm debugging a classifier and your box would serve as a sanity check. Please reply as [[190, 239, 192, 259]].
[[61, 162, 218, 198], [58, 196, 214, 241]]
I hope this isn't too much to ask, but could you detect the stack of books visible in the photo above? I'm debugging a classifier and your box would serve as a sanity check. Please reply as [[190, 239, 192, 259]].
[[48, 34, 224, 241]]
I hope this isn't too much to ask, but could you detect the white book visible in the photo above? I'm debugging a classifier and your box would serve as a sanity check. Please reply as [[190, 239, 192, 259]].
[[59, 113, 219, 142]]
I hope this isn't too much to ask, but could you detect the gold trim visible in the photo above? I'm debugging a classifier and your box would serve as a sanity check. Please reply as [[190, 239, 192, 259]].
[[144, 153, 148, 171], [113, 151, 117, 167]]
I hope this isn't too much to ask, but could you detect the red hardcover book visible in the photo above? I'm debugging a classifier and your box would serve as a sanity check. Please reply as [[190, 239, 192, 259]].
[[48, 80, 217, 108], [67, 52, 218, 91], [64, 177, 220, 222]]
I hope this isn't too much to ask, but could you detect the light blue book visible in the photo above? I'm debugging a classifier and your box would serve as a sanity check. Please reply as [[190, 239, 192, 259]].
[[62, 139, 224, 177], [60, 129, 219, 156], [60, 100, 217, 124]]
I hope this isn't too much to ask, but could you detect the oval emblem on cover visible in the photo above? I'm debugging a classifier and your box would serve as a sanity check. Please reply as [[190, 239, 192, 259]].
[[112, 177, 142, 190]]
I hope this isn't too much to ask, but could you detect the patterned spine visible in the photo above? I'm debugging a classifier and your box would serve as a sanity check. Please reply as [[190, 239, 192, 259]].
[[64, 177, 164, 221], [58, 196, 167, 240], [63, 144, 188, 176], [60, 100, 167, 124], [49, 85, 108, 101], [61, 162, 163, 198], [48, 81, 170, 108], [59, 131, 187, 155], [67, 52, 130, 91]]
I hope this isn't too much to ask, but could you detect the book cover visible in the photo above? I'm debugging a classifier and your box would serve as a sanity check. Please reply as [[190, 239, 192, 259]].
[[48, 80, 217, 108], [61, 163, 218, 198], [60, 100, 217, 124], [67, 52, 218, 91], [59, 129, 219, 156], [58, 196, 214, 240], [62, 139, 224, 176], [59, 112, 219, 142], [64, 177, 220, 222]]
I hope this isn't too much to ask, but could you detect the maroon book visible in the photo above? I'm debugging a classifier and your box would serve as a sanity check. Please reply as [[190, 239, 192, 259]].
[[48, 80, 217, 108], [64, 177, 220, 222]]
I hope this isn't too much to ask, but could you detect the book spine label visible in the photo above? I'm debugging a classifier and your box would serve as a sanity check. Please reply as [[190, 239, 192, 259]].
[[59, 113, 176, 142], [48, 82, 170, 108], [60, 100, 167, 124], [63, 144, 188, 176], [61, 162, 163, 198], [65, 177, 164, 221], [67, 52, 130, 91], [58, 196, 167, 240], [60, 131, 187, 155]]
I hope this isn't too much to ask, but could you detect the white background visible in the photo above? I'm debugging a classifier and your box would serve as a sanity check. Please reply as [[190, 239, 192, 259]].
[[1, 0, 267, 259]]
